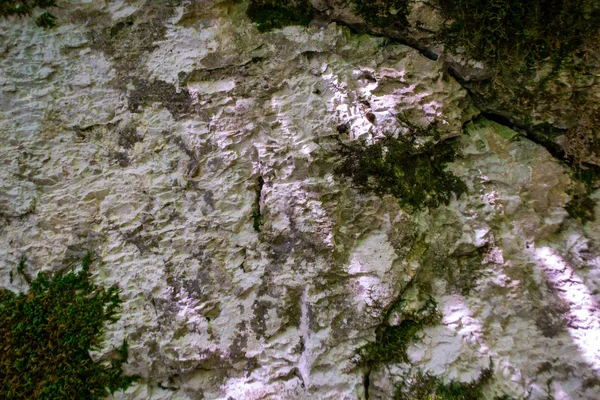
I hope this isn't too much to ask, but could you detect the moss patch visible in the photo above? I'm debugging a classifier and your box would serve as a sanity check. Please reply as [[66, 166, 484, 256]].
[[564, 109, 600, 166], [0, 0, 58, 27], [0, 253, 137, 399], [246, 0, 316, 32], [565, 193, 596, 224], [565, 167, 599, 224], [438, 0, 600, 67], [395, 368, 497, 400], [356, 290, 508, 399], [443, 246, 491, 296], [350, 0, 410, 29], [355, 297, 441, 366], [336, 130, 467, 211]]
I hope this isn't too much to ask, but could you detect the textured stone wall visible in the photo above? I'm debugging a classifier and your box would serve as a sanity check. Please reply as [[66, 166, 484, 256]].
[[1, 1, 600, 399], [314, 0, 600, 167]]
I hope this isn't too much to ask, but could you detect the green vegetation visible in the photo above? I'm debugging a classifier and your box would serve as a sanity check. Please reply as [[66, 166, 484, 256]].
[[436, 1, 600, 179], [336, 126, 467, 211], [0, 252, 137, 399], [0, 0, 58, 27], [437, 0, 600, 67], [565, 167, 599, 224], [564, 109, 600, 167], [565, 192, 596, 224], [246, 0, 316, 32], [395, 368, 498, 400], [355, 294, 509, 399], [251, 175, 265, 232], [356, 297, 441, 366], [447, 245, 491, 296], [350, 0, 410, 28]]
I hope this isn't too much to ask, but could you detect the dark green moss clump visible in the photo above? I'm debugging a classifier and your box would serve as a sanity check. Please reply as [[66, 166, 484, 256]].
[[0, 253, 137, 399], [565, 167, 599, 224], [356, 295, 510, 399], [438, 0, 600, 66], [356, 297, 441, 366], [337, 132, 467, 211], [395, 368, 496, 400], [350, 0, 410, 28], [565, 193, 596, 223], [246, 0, 316, 32], [0, 0, 58, 28]]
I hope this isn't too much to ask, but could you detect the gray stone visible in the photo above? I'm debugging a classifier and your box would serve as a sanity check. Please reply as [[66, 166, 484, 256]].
[[1, 1, 599, 399]]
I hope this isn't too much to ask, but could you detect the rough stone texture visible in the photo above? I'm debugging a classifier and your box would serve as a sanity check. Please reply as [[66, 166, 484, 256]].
[[313, 0, 600, 167], [369, 119, 600, 399], [1, 1, 600, 399]]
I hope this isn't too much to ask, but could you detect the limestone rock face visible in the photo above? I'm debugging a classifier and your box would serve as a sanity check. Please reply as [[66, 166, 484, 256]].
[[1, 1, 599, 399], [369, 120, 600, 400], [313, 0, 600, 166]]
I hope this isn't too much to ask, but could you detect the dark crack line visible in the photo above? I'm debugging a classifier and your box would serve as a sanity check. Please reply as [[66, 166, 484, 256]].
[[479, 112, 565, 157], [328, 16, 439, 61], [363, 366, 371, 400]]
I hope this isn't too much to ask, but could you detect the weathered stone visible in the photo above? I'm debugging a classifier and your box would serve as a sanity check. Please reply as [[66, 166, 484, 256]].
[[313, 0, 600, 167], [1, 1, 600, 399]]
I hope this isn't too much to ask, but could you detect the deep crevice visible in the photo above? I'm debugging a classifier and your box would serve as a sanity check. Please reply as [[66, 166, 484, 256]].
[[329, 17, 439, 61], [364, 367, 371, 400], [479, 113, 566, 159], [251, 176, 265, 232]]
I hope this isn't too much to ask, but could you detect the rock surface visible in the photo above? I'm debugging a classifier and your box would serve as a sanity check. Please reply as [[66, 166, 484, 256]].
[[0, 1, 599, 399], [313, 0, 600, 167]]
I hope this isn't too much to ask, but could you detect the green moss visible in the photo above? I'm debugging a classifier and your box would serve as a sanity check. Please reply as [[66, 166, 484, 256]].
[[565, 167, 599, 224], [573, 167, 600, 188], [350, 0, 410, 28], [447, 245, 491, 296], [251, 175, 265, 232], [356, 293, 510, 399], [0, 252, 137, 399], [437, 0, 600, 67], [110, 16, 135, 38], [355, 297, 441, 366], [564, 108, 600, 166], [246, 0, 316, 32], [16, 256, 28, 282], [395, 368, 496, 400], [34, 11, 56, 27], [0, 0, 58, 28], [565, 193, 596, 223], [336, 127, 467, 211]]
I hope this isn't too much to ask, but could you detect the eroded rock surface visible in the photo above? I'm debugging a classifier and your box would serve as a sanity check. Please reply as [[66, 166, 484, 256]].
[[1, 1, 599, 399], [312, 0, 600, 167]]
